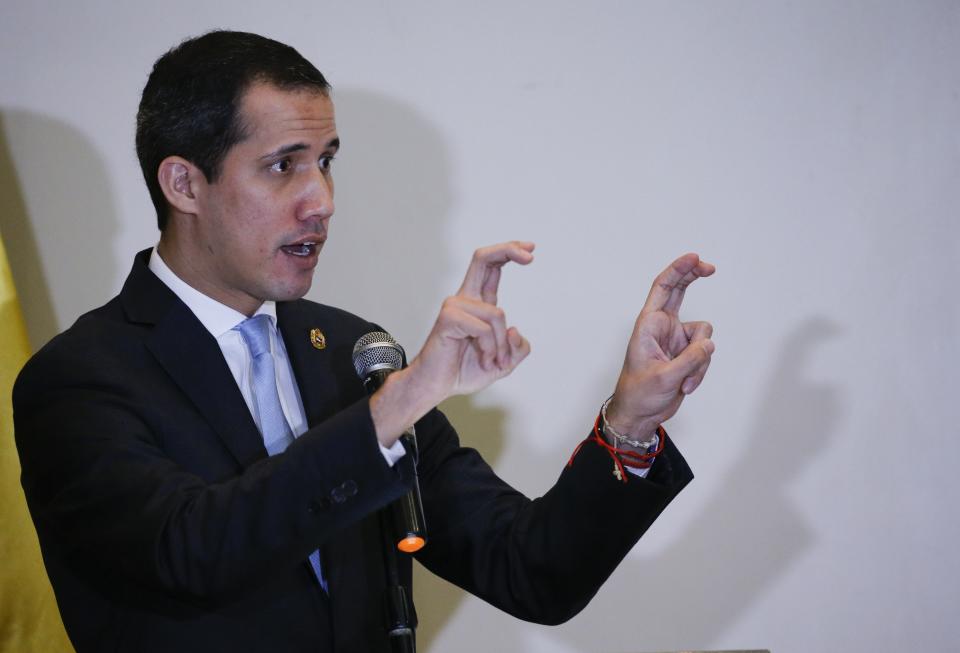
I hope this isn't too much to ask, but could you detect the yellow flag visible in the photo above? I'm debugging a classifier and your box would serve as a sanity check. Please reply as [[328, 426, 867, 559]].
[[0, 235, 74, 652]]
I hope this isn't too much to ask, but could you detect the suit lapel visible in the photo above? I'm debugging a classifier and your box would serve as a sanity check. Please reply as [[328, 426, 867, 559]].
[[277, 301, 389, 637], [147, 308, 267, 468], [276, 301, 359, 426], [121, 250, 267, 469]]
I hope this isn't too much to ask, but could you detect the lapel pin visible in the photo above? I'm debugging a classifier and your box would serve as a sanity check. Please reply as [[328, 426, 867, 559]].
[[309, 328, 327, 350]]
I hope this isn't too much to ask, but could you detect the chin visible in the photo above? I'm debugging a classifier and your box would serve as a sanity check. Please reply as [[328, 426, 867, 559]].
[[272, 279, 314, 302]]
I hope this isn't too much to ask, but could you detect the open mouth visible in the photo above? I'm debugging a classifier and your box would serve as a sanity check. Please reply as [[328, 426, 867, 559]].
[[280, 242, 319, 257]]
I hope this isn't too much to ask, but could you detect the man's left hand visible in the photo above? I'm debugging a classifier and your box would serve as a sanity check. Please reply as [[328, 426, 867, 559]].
[[605, 253, 716, 442]]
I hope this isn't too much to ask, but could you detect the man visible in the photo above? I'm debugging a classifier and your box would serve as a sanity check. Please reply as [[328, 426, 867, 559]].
[[14, 31, 715, 652]]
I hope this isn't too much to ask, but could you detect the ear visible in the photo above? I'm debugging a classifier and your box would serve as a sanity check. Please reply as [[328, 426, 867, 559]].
[[157, 156, 203, 216]]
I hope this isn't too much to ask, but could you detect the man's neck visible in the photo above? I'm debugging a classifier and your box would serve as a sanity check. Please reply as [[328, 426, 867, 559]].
[[148, 245, 275, 340], [156, 237, 261, 317]]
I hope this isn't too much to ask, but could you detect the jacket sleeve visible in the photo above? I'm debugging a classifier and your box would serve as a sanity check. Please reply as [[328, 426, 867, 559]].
[[13, 337, 411, 602], [412, 407, 693, 625]]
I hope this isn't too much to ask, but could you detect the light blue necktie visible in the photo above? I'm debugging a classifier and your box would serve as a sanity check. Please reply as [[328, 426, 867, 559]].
[[236, 315, 327, 591]]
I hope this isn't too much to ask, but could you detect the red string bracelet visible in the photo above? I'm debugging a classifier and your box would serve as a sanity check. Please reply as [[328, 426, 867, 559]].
[[567, 411, 666, 484]]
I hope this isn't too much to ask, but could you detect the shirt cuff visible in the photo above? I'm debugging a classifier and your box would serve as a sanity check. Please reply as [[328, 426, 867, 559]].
[[624, 434, 659, 479], [379, 438, 407, 467]]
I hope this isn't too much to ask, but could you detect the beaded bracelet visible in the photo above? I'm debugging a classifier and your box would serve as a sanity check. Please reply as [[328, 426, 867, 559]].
[[600, 395, 659, 450], [567, 407, 666, 484]]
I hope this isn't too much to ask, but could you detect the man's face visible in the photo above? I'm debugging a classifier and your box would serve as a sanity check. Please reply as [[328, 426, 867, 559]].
[[191, 82, 339, 315]]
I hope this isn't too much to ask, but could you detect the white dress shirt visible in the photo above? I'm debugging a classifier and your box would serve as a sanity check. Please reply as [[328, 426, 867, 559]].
[[148, 247, 405, 465]]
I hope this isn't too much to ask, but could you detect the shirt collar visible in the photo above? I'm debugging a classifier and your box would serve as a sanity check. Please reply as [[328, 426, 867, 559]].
[[147, 246, 277, 339]]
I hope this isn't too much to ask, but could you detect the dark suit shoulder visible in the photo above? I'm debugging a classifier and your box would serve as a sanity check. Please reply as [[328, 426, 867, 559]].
[[15, 295, 143, 400], [18, 246, 169, 380]]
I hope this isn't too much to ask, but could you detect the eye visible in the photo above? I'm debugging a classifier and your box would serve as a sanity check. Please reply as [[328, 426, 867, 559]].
[[319, 155, 335, 171], [270, 158, 292, 173]]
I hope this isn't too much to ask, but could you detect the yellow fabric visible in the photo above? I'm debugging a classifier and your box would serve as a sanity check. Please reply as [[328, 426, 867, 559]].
[[0, 236, 74, 652]]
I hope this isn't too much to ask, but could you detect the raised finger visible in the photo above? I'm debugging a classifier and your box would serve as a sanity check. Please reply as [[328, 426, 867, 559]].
[[641, 253, 715, 317], [458, 241, 535, 302], [481, 266, 501, 306]]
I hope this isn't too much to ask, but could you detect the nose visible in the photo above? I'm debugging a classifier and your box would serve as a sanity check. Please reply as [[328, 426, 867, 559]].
[[298, 167, 335, 222]]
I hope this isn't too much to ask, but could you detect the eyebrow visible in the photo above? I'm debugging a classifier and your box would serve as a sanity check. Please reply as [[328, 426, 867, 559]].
[[260, 137, 340, 160]]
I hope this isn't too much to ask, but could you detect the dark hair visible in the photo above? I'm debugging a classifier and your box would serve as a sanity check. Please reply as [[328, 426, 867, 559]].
[[136, 30, 331, 230]]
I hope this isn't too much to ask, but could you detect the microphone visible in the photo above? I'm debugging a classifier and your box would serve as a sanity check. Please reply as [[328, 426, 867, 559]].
[[352, 331, 427, 554]]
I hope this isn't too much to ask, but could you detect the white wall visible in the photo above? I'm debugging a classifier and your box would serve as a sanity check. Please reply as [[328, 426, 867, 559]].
[[2, 2, 958, 651]]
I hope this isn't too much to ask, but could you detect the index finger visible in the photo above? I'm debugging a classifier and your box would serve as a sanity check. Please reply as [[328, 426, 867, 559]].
[[641, 253, 715, 316], [458, 241, 535, 304]]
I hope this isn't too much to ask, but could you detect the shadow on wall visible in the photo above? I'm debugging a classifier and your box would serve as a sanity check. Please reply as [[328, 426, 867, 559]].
[[556, 316, 845, 652], [0, 110, 119, 351], [312, 87, 455, 342], [315, 89, 510, 651]]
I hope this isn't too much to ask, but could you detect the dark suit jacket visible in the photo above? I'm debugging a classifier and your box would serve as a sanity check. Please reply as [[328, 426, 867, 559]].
[[14, 250, 693, 653]]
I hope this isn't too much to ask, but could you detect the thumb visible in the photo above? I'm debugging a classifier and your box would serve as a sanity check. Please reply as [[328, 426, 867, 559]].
[[664, 338, 714, 388]]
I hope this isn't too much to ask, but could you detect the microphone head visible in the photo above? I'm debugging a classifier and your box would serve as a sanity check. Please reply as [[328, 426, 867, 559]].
[[352, 331, 405, 378]]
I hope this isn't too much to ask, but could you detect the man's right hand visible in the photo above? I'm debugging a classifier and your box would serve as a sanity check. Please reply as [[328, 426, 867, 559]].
[[369, 241, 534, 446]]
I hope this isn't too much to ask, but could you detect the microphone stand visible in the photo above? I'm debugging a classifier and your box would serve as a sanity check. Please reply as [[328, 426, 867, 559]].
[[380, 508, 416, 653], [352, 333, 426, 651], [381, 428, 421, 653]]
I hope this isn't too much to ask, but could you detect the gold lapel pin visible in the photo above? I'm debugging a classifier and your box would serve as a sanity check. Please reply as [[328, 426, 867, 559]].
[[309, 328, 327, 350]]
